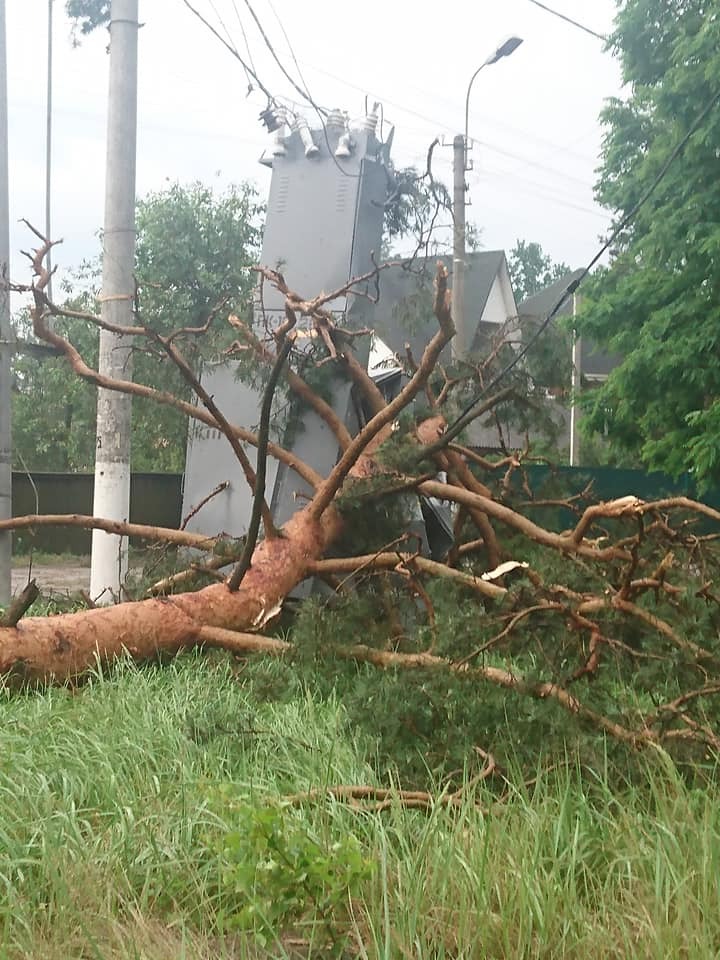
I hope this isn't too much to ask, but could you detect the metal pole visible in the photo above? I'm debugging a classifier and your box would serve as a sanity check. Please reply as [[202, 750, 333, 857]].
[[456, 39, 522, 363], [90, 0, 139, 604], [45, 0, 53, 301], [452, 133, 466, 359], [0, 0, 11, 605]]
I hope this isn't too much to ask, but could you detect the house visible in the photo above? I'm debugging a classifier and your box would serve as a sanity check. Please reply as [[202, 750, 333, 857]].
[[372, 250, 517, 364], [372, 258, 622, 461], [516, 271, 622, 463]]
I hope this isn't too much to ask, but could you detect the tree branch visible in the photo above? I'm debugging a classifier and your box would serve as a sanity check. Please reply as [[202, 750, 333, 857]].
[[308, 263, 455, 520], [0, 514, 220, 551], [228, 336, 294, 590]]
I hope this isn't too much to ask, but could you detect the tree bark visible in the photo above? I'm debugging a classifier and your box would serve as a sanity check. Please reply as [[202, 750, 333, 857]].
[[0, 506, 340, 682]]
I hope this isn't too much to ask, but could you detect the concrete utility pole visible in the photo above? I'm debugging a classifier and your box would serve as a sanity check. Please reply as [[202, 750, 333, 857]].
[[90, 0, 139, 603], [453, 37, 523, 360], [452, 134, 467, 359], [0, 0, 12, 605]]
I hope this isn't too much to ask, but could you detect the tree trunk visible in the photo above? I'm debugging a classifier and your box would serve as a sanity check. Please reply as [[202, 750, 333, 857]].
[[0, 506, 340, 682]]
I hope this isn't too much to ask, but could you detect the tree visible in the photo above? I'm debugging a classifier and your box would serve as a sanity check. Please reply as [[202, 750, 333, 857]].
[[576, 0, 720, 488], [11, 180, 261, 472], [65, 0, 110, 41], [508, 239, 570, 303], [2, 230, 720, 765]]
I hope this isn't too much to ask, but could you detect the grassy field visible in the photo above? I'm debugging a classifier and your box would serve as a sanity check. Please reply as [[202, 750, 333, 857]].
[[1, 653, 720, 958]]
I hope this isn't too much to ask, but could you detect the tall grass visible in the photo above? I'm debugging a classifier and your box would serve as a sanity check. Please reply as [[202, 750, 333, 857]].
[[0, 653, 719, 958]]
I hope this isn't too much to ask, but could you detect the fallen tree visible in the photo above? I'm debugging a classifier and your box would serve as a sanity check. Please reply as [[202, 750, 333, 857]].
[[3, 230, 720, 760]]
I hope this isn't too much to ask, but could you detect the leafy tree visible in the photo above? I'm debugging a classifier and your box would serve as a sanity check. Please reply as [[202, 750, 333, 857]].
[[12, 181, 261, 472], [65, 0, 110, 38], [508, 239, 570, 303], [576, 0, 720, 488]]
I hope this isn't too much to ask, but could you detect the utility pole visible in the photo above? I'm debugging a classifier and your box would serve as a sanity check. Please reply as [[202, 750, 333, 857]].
[[90, 0, 139, 603], [45, 0, 53, 301], [452, 134, 467, 359], [0, 0, 12, 606]]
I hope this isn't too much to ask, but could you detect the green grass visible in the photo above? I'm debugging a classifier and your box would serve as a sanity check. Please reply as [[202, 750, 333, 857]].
[[1, 653, 720, 958], [10, 551, 91, 567]]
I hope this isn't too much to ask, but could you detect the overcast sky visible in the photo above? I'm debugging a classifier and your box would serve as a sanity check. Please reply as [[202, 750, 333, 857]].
[[6, 0, 623, 300]]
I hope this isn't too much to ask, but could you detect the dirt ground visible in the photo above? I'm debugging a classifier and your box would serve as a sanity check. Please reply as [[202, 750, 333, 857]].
[[10, 553, 155, 602], [11, 560, 92, 597]]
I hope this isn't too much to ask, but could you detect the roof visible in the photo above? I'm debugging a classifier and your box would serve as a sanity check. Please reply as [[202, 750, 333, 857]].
[[517, 268, 622, 380], [516, 268, 585, 319], [372, 251, 510, 361]]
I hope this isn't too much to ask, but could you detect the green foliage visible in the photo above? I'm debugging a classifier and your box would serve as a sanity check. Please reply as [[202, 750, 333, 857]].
[[208, 792, 370, 949], [4, 655, 720, 956], [577, 0, 720, 488], [65, 0, 110, 40], [11, 309, 99, 471], [12, 180, 261, 472], [508, 238, 570, 303]]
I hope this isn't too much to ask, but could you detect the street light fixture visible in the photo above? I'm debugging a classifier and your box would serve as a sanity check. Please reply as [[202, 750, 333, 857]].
[[453, 36, 524, 360], [464, 36, 524, 169]]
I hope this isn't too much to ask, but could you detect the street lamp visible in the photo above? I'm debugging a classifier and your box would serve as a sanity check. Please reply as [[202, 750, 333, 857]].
[[452, 36, 524, 360]]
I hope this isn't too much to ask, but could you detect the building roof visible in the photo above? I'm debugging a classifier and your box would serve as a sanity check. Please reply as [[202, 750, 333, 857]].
[[372, 251, 511, 361], [516, 268, 585, 319], [517, 269, 622, 380]]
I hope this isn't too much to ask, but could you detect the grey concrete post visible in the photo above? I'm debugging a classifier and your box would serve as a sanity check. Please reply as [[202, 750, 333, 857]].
[[90, 0, 139, 603], [0, 0, 12, 605], [452, 133, 466, 359]]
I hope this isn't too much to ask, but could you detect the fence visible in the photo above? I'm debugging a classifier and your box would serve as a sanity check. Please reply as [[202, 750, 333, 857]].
[[10, 466, 720, 555], [11, 473, 183, 554]]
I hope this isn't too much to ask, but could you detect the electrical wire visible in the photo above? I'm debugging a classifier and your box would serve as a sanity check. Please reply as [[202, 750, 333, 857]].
[[240, 0, 328, 116], [190, 2, 601, 195], [189, 0, 361, 178], [229, 0, 259, 77], [420, 83, 720, 459], [208, 0, 239, 52], [523, 0, 608, 42], [296, 61, 597, 192], [182, 0, 276, 103], [265, 0, 314, 111], [240, 0, 365, 180]]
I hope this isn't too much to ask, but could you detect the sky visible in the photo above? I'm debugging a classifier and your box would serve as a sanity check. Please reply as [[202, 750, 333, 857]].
[[5, 0, 623, 303]]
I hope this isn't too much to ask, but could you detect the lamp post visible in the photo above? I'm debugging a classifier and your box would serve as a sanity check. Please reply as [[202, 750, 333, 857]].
[[452, 36, 523, 360]]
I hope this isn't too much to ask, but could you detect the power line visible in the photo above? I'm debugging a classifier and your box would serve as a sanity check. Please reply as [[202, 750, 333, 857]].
[[240, 0, 328, 115], [189, 0, 359, 178], [229, 0, 258, 78], [208, 0, 239, 52], [187, 5, 600, 196], [472, 168, 609, 219], [421, 83, 720, 458], [181, 0, 275, 103], [303, 59, 598, 167], [265, 0, 313, 110], [523, 0, 608, 42]]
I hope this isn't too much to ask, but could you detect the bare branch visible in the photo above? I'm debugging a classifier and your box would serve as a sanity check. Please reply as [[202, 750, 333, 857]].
[[0, 514, 221, 551], [228, 336, 294, 591], [308, 551, 506, 600]]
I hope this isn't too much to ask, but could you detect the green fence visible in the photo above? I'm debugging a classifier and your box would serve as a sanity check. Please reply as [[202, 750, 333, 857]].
[[517, 465, 720, 533], [10, 466, 720, 556]]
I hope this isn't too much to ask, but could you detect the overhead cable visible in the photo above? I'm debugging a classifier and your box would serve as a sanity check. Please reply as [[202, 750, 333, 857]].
[[524, 0, 608, 42], [420, 84, 720, 459]]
